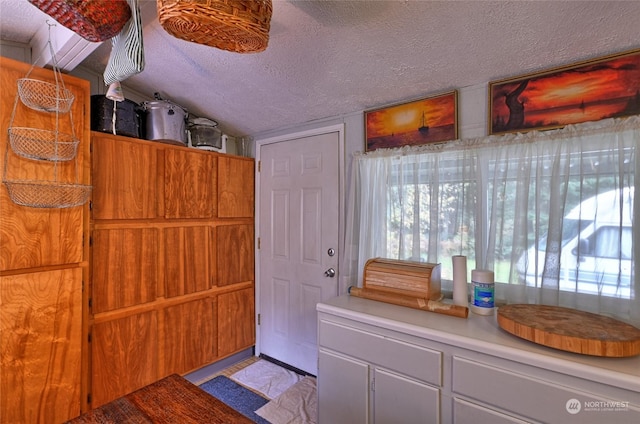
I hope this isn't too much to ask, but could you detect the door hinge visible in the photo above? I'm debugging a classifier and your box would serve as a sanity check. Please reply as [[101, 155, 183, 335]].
[[87, 394, 92, 405], [257, 313, 261, 325], [371, 378, 375, 392], [88, 332, 92, 343], [258, 160, 261, 172], [257, 237, 261, 249]]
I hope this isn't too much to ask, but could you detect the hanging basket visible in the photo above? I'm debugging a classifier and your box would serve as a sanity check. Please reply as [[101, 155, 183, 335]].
[[3, 180, 91, 209], [28, 0, 132, 42], [8, 127, 79, 162], [17, 78, 75, 113], [157, 0, 272, 53]]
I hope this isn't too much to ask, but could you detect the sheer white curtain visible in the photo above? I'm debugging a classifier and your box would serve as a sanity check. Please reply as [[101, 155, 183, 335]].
[[343, 116, 640, 325]]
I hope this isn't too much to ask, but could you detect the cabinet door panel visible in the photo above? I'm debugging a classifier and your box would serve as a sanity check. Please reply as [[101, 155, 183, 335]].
[[0, 59, 87, 271], [454, 398, 530, 424], [162, 297, 216, 376], [164, 225, 212, 297], [92, 228, 158, 313], [0, 205, 84, 271], [218, 156, 254, 218], [91, 311, 158, 407], [92, 135, 157, 220], [164, 149, 216, 219], [452, 356, 640, 424], [217, 287, 254, 357], [318, 349, 369, 424], [374, 368, 440, 424], [0, 268, 82, 423], [216, 224, 254, 286]]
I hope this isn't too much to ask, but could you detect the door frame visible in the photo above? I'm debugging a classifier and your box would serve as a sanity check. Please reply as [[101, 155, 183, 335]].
[[254, 123, 346, 358]]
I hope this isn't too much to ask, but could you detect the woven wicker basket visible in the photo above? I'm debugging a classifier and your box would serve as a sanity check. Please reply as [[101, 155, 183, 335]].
[[29, 0, 132, 42], [157, 0, 272, 53]]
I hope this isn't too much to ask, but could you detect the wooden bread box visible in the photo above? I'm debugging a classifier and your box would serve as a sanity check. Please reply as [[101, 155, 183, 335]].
[[363, 258, 441, 300]]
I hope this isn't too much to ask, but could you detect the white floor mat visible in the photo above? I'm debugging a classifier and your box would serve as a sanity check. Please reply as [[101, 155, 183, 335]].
[[230, 359, 303, 399], [255, 376, 317, 424]]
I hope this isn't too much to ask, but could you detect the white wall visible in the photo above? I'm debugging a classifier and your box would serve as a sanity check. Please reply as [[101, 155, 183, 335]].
[[252, 82, 489, 206], [0, 40, 32, 64]]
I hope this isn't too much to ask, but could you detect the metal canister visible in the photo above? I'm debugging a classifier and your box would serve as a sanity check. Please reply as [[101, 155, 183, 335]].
[[141, 99, 188, 145]]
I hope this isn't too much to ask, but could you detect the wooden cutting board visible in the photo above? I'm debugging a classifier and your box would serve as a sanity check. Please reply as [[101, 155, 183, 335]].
[[497, 304, 640, 357]]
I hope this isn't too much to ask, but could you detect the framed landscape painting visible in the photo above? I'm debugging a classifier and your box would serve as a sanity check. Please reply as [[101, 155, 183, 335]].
[[365, 90, 458, 151], [489, 49, 640, 135]]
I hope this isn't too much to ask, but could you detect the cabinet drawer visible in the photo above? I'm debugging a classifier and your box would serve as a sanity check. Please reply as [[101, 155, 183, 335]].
[[319, 320, 441, 386], [452, 356, 640, 424], [453, 398, 530, 424]]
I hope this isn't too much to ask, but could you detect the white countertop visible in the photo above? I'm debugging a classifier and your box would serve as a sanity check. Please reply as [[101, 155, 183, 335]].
[[317, 295, 640, 393]]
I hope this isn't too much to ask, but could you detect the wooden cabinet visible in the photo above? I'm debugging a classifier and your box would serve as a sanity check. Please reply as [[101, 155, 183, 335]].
[[0, 268, 84, 423], [91, 311, 159, 407], [0, 57, 88, 271], [162, 297, 217, 375], [218, 155, 254, 218], [92, 227, 159, 313], [91, 137, 157, 220], [0, 57, 90, 422], [164, 225, 213, 297], [164, 149, 216, 219], [216, 224, 254, 286], [90, 132, 255, 407], [217, 287, 255, 357]]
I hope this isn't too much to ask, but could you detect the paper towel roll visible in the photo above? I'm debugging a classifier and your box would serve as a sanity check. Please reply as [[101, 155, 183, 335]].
[[452, 255, 468, 306]]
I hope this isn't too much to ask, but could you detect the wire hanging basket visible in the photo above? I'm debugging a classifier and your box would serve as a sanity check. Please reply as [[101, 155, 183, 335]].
[[8, 127, 79, 161], [4, 180, 92, 209], [17, 78, 75, 113], [2, 22, 91, 209]]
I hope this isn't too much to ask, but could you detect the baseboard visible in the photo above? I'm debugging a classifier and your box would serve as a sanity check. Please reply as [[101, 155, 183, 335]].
[[258, 353, 316, 378], [185, 347, 255, 385]]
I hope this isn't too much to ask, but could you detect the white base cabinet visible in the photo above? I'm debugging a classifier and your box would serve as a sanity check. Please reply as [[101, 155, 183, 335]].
[[318, 349, 440, 424], [373, 367, 440, 424], [317, 296, 640, 424], [318, 350, 369, 423]]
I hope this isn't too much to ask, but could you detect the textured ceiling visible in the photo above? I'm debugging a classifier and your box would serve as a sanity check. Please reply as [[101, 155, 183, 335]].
[[1, 0, 639, 138]]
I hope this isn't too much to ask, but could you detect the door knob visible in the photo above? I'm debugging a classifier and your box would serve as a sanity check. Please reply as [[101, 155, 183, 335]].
[[324, 268, 336, 278]]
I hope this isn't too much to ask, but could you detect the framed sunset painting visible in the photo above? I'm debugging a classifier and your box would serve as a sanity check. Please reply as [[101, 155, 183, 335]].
[[489, 49, 640, 135], [365, 91, 458, 151]]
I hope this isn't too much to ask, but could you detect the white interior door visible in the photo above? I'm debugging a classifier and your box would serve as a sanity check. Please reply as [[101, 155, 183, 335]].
[[258, 129, 340, 375]]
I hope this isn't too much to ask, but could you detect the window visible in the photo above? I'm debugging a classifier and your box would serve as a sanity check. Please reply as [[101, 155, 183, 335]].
[[344, 117, 640, 325]]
